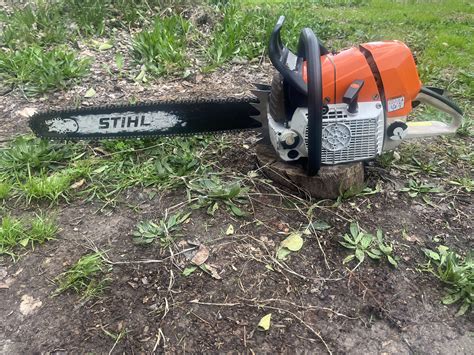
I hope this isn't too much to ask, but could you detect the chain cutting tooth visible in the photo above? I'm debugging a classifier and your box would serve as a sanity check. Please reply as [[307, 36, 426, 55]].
[[250, 89, 270, 121]]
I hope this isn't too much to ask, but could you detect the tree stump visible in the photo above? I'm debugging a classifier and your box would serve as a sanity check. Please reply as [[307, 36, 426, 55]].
[[256, 144, 365, 199]]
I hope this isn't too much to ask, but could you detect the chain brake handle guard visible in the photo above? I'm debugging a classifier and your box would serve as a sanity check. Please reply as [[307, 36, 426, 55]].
[[268, 16, 328, 176]]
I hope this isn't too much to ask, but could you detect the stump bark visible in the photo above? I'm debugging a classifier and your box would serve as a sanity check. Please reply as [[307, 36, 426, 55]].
[[256, 144, 365, 199]]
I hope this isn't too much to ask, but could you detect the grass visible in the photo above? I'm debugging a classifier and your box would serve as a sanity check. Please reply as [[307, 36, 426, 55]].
[[0, 183, 12, 200], [0, 137, 80, 203], [54, 251, 111, 300], [0, 137, 75, 178], [0, 1, 67, 49], [0, 46, 90, 96], [0, 135, 227, 206], [20, 172, 72, 203], [132, 14, 191, 76], [203, 4, 270, 70], [0, 214, 58, 258], [422, 246, 473, 316]]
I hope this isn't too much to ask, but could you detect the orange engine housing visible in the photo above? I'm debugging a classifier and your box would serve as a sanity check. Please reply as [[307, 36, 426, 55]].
[[303, 41, 422, 118]]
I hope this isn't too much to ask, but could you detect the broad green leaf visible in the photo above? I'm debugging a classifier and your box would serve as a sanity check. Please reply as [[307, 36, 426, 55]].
[[387, 255, 398, 267], [355, 248, 365, 263], [379, 244, 393, 255], [183, 266, 197, 276], [455, 301, 470, 316], [366, 250, 381, 259], [134, 68, 147, 82], [343, 254, 355, 264], [229, 204, 245, 217], [376, 229, 383, 243], [258, 313, 272, 331], [342, 233, 356, 244], [442, 291, 463, 305], [98, 42, 114, 51], [115, 53, 124, 70], [437, 245, 450, 254], [339, 241, 356, 249], [280, 233, 303, 252], [19, 238, 29, 247], [349, 223, 359, 238], [276, 247, 292, 260], [360, 234, 372, 249], [369, 248, 382, 256], [226, 224, 234, 235], [423, 248, 440, 261], [310, 220, 331, 231], [355, 231, 365, 244], [84, 87, 96, 98]]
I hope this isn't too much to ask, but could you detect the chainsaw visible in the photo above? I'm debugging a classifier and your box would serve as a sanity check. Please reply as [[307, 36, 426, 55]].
[[30, 16, 463, 176]]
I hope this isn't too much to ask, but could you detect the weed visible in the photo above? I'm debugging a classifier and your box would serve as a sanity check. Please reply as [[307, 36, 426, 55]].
[[54, 252, 111, 300], [376, 151, 396, 169], [0, 46, 90, 96], [448, 177, 473, 193], [132, 15, 191, 76], [398, 156, 445, 177], [340, 223, 398, 268], [133, 211, 191, 246], [422, 246, 473, 316], [400, 179, 442, 198], [188, 175, 249, 217]]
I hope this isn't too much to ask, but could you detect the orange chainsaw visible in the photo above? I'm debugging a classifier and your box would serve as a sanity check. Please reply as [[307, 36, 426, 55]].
[[30, 16, 463, 175]]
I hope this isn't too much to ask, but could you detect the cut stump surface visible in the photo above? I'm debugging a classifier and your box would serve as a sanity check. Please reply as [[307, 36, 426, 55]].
[[256, 143, 365, 199]]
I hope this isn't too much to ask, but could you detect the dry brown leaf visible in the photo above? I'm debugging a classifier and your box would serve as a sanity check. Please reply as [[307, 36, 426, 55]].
[[204, 263, 221, 280], [191, 244, 209, 266], [70, 179, 85, 189]]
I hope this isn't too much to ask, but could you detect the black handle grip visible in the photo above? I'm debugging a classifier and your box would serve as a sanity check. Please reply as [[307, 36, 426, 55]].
[[268, 16, 325, 176], [297, 28, 323, 176], [268, 16, 328, 96]]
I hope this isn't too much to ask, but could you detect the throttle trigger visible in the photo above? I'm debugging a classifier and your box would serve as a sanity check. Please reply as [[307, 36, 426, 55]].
[[343, 79, 365, 114]]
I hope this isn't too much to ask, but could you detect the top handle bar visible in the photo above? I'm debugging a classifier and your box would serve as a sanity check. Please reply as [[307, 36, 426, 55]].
[[268, 16, 325, 175]]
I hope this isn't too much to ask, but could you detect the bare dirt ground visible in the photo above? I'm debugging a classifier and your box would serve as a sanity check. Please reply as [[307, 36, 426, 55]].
[[1, 57, 473, 353]]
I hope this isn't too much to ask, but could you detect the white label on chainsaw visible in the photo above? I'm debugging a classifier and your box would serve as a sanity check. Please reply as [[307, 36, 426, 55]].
[[45, 118, 79, 133], [46, 111, 184, 134], [387, 96, 404, 112]]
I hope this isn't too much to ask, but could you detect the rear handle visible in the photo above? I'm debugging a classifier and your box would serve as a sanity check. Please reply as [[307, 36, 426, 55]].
[[406, 87, 463, 139]]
